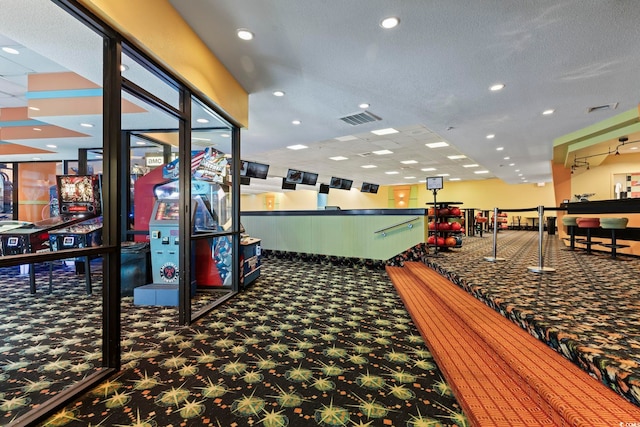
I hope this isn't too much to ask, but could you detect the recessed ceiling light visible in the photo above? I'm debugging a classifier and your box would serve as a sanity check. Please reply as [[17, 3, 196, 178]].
[[503, 156, 510, 160], [237, 28, 254, 40], [135, 141, 146, 145], [32, 157, 41, 160], [421, 167, 436, 172], [486, 134, 495, 139], [474, 170, 489, 174], [515, 169, 520, 172], [509, 163, 515, 166], [287, 144, 308, 150], [371, 128, 398, 136], [401, 160, 418, 164], [335, 135, 358, 142], [447, 155, 466, 160], [426, 141, 449, 148], [221, 133, 230, 138], [120, 64, 129, 72], [496, 147, 504, 151], [359, 103, 370, 109], [46, 144, 57, 148], [380, 17, 400, 29], [518, 173, 523, 176], [437, 173, 450, 177], [463, 164, 479, 168], [2, 47, 19, 55], [385, 171, 400, 175], [33, 127, 41, 131], [196, 118, 209, 123], [292, 120, 301, 125], [373, 149, 393, 155], [330, 156, 348, 161], [273, 90, 285, 97], [404, 176, 416, 179], [361, 164, 377, 168], [192, 137, 211, 141], [449, 178, 461, 181], [489, 83, 505, 91], [80, 123, 93, 128], [542, 109, 555, 115], [28, 106, 40, 111]]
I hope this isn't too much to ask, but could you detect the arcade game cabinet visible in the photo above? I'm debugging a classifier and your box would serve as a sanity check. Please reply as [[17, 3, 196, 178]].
[[133, 148, 236, 306], [0, 175, 101, 293]]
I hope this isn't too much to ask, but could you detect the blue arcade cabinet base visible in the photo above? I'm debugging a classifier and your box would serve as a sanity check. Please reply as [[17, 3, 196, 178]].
[[134, 284, 179, 306]]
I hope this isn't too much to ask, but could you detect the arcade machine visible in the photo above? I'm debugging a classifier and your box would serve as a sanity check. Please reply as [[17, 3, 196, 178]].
[[47, 175, 103, 294], [0, 175, 101, 293], [133, 147, 234, 306]]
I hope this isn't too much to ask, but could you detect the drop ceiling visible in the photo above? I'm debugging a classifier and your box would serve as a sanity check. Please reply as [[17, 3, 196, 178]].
[[2, 0, 640, 195]]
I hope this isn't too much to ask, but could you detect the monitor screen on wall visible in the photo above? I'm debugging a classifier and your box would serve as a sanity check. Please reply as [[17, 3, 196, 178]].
[[282, 178, 297, 190], [330, 176, 352, 190], [285, 169, 303, 183], [361, 182, 379, 193], [301, 172, 318, 185], [247, 162, 269, 179], [319, 183, 330, 194]]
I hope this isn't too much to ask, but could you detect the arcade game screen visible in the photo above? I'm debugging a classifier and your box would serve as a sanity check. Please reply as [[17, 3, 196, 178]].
[[155, 200, 180, 221], [59, 176, 95, 204]]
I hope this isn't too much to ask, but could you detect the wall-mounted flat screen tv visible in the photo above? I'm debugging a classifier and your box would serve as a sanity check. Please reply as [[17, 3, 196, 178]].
[[361, 182, 379, 193], [319, 184, 330, 194], [240, 176, 251, 185], [241, 161, 269, 179], [282, 178, 297, 190], [301, 172, 318, 185], [330, 177, 352, 190]]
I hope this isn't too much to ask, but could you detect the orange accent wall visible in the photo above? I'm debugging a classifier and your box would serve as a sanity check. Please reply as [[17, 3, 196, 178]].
[[17, 163, 57, 222]]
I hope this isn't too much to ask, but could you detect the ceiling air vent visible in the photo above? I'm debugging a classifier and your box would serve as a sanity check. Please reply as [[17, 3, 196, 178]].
[[358, 152, 373, 157], [587, 102, 618, 113], [339, 110, 382, 126]]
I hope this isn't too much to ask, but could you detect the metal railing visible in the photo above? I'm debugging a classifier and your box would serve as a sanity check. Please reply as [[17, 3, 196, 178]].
[[374, 216, 421, 237]]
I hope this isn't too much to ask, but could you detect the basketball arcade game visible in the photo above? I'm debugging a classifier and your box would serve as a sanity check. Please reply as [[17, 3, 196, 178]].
[[133, 148, 235, 306], [0, 175, 102, 293]]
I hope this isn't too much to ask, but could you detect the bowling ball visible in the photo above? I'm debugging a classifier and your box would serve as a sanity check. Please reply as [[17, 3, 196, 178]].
[[450, 222, 462, 231], [429, 221, 436, 230], [445, 237, 457, 246]]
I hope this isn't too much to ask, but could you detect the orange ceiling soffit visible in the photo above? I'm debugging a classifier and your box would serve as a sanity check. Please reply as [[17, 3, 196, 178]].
[[28, 72, 100, 92], [0, 125, 89, 140], [0, 142, 53, 155]]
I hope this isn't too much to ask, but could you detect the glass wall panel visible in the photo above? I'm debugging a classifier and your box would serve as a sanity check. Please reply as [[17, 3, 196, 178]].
[[0, 0, 105, 422], [122, 52, 180, 109]]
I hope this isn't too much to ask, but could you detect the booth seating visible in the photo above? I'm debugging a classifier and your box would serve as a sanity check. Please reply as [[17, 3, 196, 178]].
[[599, 217, 629, 259], [576, 217, 600, 254], [561, 216, 578, 250]]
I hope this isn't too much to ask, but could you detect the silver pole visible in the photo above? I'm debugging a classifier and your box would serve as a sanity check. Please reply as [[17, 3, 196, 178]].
[[528, 205, 555, 273], [484, 207, 505, 262]]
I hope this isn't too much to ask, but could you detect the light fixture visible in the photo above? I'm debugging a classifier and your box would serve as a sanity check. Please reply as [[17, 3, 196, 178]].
[[421, 167, 436, 172], [404, 176, 416, 179], [28, 106, 40, 111], [196, 118, 209, 123], [33, 127, 41, 131], [400, 160, 418, 164], [330, 156, 348, 161], [489, 83, 505, 91], [437, 173, 450, 177], [292, 120, 301, 125], [509, 163, 515, 166], [32, 157, 41, 160], [503, 156, 510, 160], [220, 133, 230, 138], [373, 149, 393, 155], [361, 164, 377, 168], [2, 47, 19, 55], [463, 164, 479, 168], [426, 141, 449, 148], [496, 147, 504, 151], [449, 178, 461, 181], [46, 144, 57, 148], [287, 144, 308, 150], [486, 134, 495, 139], [542, 109, 555, 115], [474, 170, 489, 174], [371, 128, 398, 136], [120, 64, 129, 72], [380, 17, 400, 29], [273, 90, 285, 97], [385, 171, 399, 175], [359, 103, 370, 109], [447, 155, 466, 160], [237, 28, 254, 40], [80, 123, 94, 128]]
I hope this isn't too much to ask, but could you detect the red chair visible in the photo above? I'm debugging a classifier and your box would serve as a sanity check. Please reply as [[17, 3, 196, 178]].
[[576, 217, 600, 254]]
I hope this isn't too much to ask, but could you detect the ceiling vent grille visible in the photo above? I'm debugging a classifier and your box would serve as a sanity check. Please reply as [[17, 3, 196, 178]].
[[339, 110, 382, 126], [358, 152, 373, 157], [587, 102, 618, 113]]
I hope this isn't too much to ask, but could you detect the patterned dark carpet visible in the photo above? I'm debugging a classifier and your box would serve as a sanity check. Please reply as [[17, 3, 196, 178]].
[[0, 258, 465, 427]]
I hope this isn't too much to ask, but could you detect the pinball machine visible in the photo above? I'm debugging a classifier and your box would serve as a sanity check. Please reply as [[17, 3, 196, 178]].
[[0, 175, 102, 293]]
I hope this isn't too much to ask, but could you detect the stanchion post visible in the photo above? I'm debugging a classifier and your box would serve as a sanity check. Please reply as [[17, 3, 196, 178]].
[[528, 205, 555, 273], [484, 207, 505, 262]]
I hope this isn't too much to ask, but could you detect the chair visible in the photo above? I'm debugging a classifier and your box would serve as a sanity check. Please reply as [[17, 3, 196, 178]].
[[576, 217, 600, 254], [599, 217, 629, 259], [561, 216, 578, 250]]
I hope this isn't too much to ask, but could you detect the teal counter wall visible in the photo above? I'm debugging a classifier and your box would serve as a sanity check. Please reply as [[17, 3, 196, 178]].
[[241, 209, 428, 260]]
